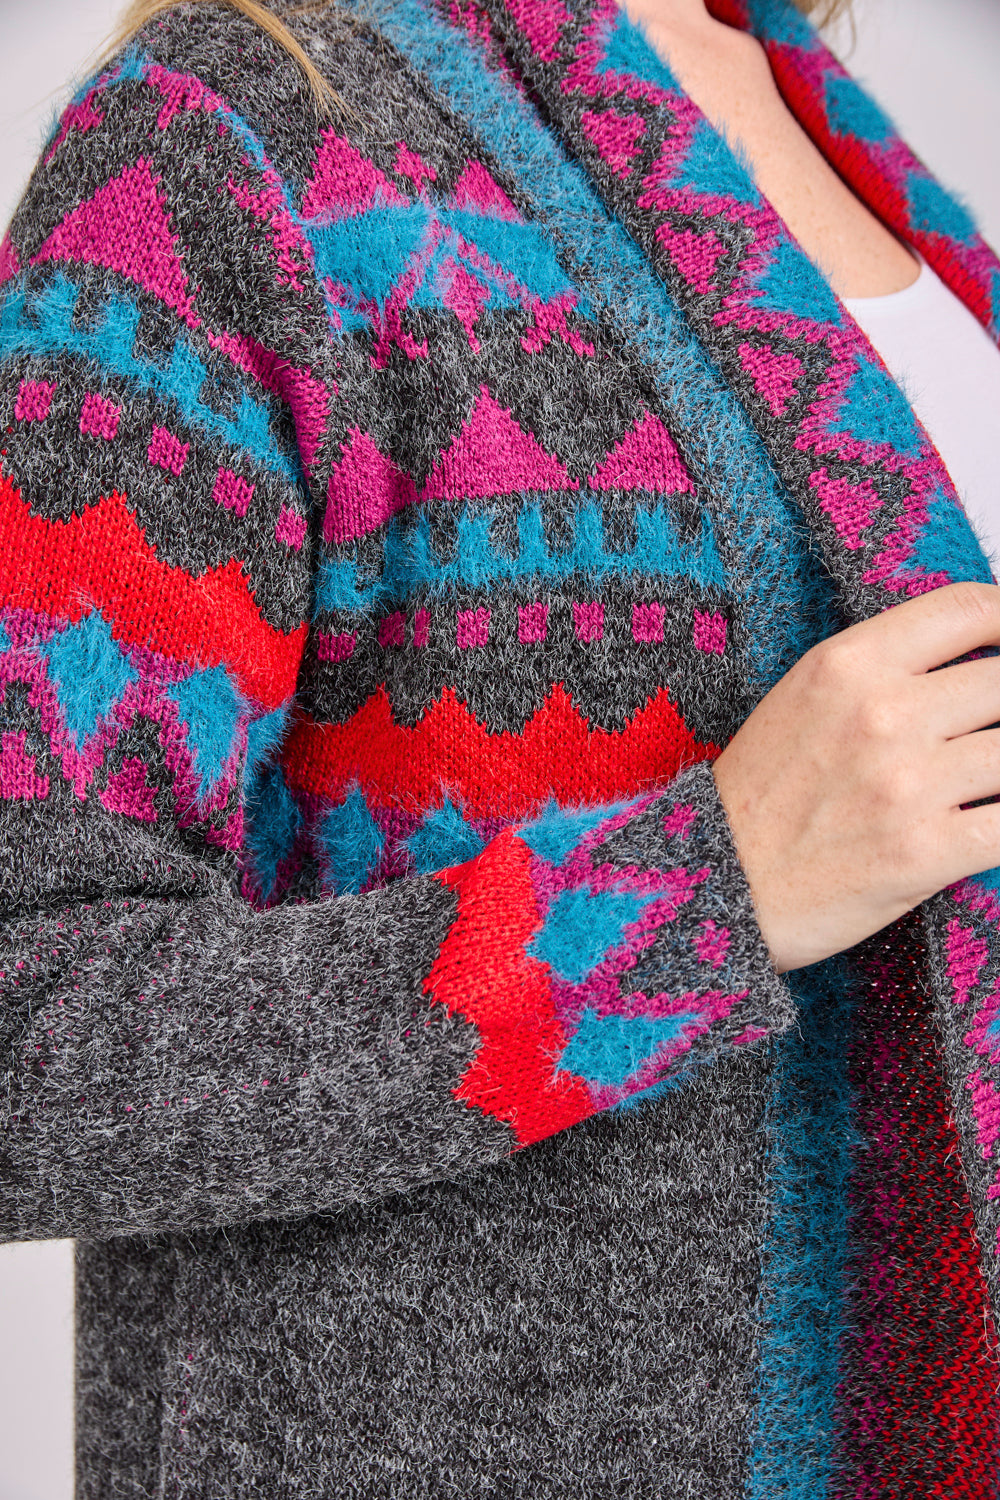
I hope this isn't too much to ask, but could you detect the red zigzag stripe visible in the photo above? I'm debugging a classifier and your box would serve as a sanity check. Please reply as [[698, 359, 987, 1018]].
[[282, 682, 716, 816], [0, 473, 305, 708], [429, 830, 595, 1147]]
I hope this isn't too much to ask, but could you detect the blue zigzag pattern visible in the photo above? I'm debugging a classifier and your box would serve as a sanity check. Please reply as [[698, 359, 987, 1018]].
[[7, 611, 257, 802]]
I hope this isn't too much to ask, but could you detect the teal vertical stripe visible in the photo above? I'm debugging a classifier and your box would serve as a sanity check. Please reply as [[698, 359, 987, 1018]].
[[746, 957, 858, 1499]]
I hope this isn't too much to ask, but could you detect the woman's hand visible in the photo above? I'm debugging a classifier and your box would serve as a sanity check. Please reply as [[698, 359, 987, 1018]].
[[713, 581, 1000, 972]]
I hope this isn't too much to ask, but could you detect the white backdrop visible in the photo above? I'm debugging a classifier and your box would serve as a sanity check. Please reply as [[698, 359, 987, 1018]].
[[0, 0, 998, 1496]]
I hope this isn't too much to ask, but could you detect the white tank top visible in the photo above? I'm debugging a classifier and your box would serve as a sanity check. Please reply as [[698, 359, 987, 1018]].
[[843, 261, 1000, 563]]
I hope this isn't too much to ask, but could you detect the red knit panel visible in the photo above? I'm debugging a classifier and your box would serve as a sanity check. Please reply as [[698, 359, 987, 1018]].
[[428, 830, 595, 1146], [281, 683, 717, 818], [835, 914, 1000, 1499], [0, 470, 304, 708]]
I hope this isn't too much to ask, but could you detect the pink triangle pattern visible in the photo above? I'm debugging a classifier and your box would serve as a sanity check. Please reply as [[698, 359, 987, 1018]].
[[0, 731, 49, 801], [302, 130, 408, 221], [738, 341, 804, 418], [505, 0, 571, 63], [101, 757, 159, 822], [145, 64, 223, 131], [655, 222, 726, 296], [325, 428, 418, 544], [591, 411, 694, 495], [439, 257, 492, 350], [810, 468, 882, 551], [449, 161, 522, 221], [947, 917, 990, 1010], [580, 109, 646, 179], [967, 981, 1000, 1067], [33, 158, 198, 325], [0, 235, 21, 287], [394, 142, 437, 192], [422, 386, 578, 502]]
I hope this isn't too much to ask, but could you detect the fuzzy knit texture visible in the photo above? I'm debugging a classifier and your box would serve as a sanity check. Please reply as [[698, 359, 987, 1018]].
[[2, 0, 1000, 1493]]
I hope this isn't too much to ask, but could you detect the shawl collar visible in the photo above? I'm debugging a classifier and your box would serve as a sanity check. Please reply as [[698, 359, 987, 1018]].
[[379, 0, 1000, 1297], [469, 0, 1000, 615]]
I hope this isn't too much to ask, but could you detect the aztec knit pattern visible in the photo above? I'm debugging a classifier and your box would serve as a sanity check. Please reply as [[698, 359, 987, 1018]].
[[1, 0, 999, 1493], [836, 916, 1000, 1500]]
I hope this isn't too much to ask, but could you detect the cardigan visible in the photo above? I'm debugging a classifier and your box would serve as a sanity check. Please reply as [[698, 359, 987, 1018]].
[[1, 0, 999, 1493], [843, 260, 1000, 540]]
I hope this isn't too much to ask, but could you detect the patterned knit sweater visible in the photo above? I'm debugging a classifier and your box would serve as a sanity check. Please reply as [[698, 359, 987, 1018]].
[[2, 0, 1000, 1493]]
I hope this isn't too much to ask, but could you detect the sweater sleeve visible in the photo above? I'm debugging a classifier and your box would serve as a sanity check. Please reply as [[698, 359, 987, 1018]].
[[0, 38, 793, 1244]]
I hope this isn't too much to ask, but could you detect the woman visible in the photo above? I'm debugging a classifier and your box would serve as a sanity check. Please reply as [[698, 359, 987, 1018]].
[[2, 0, 999, 1491]]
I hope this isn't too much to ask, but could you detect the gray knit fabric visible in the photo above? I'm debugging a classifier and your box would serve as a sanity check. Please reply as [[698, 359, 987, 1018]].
[[3, 0, 999, 1491], [76, 1048, 771, 1498], [0, 5, 797, 1483]]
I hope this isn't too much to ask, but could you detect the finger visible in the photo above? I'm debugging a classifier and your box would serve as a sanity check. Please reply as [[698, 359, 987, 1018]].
[[850, 582, 1000, 676], [948, 801, 1000, 889], [939, 726, 1000, 809], [920, 653, 1000, 739]]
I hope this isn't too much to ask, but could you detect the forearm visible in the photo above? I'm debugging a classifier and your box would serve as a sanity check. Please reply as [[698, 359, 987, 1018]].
[[1, 764, 792, 1243]]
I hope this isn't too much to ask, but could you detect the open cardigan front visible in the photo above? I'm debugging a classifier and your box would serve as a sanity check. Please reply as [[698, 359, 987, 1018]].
[[2, 0, 1000, 1492]]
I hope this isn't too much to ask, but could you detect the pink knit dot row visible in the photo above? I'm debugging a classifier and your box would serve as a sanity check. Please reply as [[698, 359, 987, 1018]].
[[316, 601, 728, 663], [12, 381, 307, 552], [213, 468, 305, 550], [15, 379, 124, 440]]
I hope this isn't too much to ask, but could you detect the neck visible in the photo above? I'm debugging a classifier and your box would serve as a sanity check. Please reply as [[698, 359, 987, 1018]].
[[615, 0, 734, 44]]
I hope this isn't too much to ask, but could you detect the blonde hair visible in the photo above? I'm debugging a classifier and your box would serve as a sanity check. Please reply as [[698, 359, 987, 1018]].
[[107, 0, 341, 110], [105, 0, 852, 112], [795, 0, 853, 22]]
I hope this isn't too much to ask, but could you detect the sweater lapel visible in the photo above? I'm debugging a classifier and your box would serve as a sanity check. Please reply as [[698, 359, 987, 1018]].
[[474, 0, 998, 616], [469, 0, 1000, 1299]]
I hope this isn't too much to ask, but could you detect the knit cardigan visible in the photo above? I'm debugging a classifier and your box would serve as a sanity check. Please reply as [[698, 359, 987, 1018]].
[[2, 0, 1000, 1492]]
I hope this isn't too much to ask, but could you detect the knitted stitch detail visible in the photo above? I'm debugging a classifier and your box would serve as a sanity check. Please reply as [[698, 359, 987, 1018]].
[[354, 0, 842, 715], [0, 3, 794, 1236], [3, 0, 1000, 1489], [748, 957, 858, 1499], [479, 0, 995, 617], [430, 0, 1000, 1337], [835, 915, 1000, 1498]]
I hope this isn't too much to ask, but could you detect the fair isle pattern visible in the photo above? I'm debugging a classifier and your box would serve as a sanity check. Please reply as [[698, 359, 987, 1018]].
[[429, 786, 780, 1144], [1, 0, 1000, 1491], [374, 0, 1000, 1484], [270, 13, 760, 918], [434, 0, 1000, 1304], [0, 1, 794, 1210], [0, 609, 247, 839], [735, 0, 1000, 338], [466, 0, 995, 614], [298, 112, 737, 747], [450, 0, 1000, 1476]]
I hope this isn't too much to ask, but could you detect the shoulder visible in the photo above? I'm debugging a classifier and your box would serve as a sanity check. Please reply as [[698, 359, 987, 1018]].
[[2, 1, 466, 340], [5, 1, 458, 257], [117, 1, 457, 176]]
